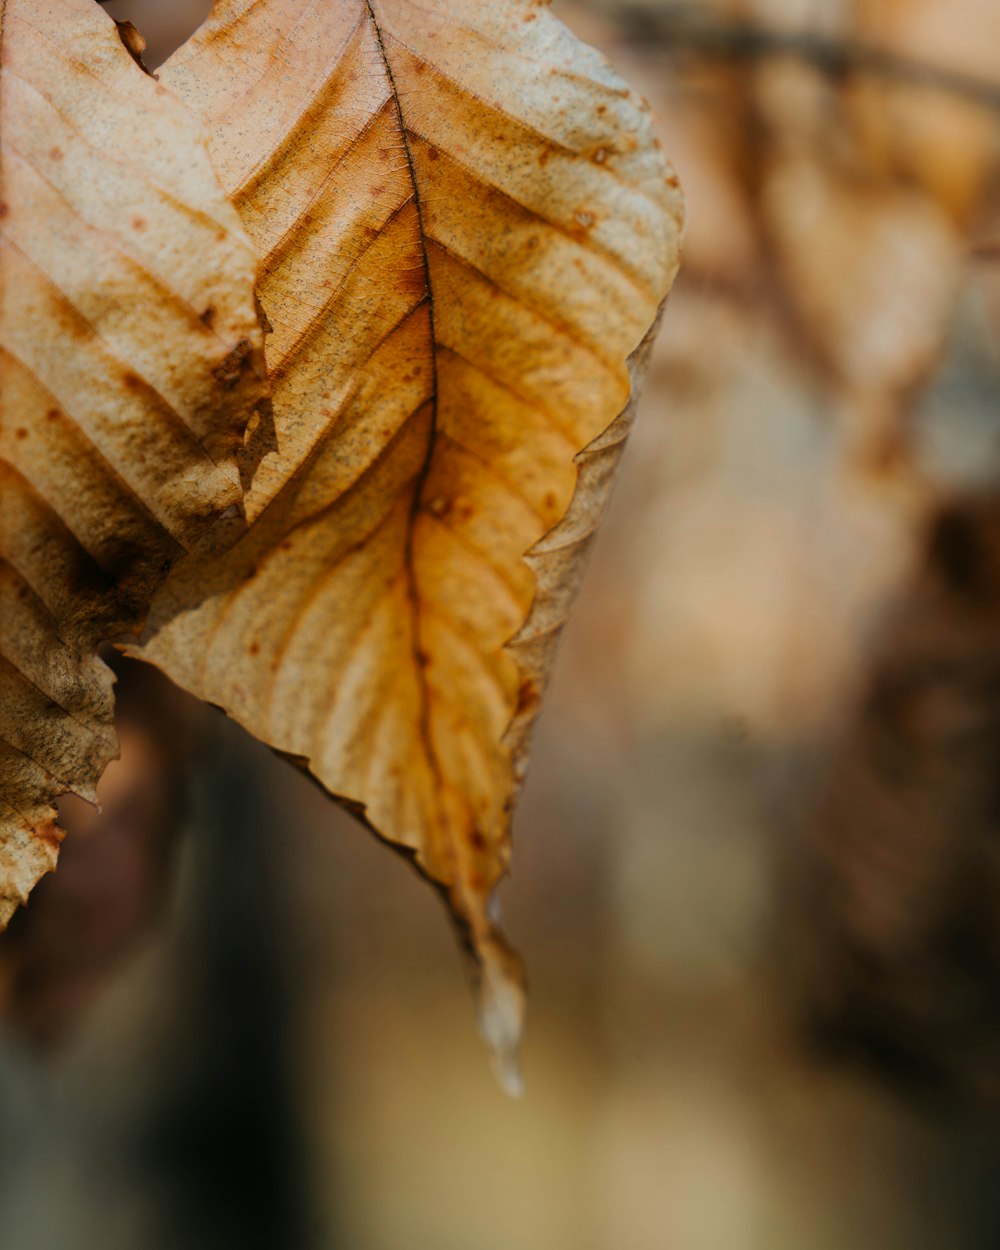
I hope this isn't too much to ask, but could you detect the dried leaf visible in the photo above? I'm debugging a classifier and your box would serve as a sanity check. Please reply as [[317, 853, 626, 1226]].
[[135, 0, 682, 1079], [0, 0, 265, 926]]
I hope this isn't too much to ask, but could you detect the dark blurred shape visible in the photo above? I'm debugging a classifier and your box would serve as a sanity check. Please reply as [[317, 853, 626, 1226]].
[[0, 658, 198, 1049], [0, 662, 318, 1249], [135, 731, 317, 1250], [785, 496, 1000, 1109]]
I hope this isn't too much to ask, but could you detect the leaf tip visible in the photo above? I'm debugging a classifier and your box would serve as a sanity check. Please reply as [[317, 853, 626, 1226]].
[[476, 936, 527, 1098]]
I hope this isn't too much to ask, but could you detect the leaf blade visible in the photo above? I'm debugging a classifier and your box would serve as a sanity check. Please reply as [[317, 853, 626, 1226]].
[[139, 0, 683, 1066], [0, 0, 267, 924]]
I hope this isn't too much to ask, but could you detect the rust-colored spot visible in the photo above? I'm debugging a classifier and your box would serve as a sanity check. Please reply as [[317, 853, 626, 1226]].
[[213, 337, 253, 389], [524, 11, 537, 20], [469, 827, 488, 852], [543, 492, 556, 510], [254, 292, 273, 336], [597, 104, 607, 115], [370, 183, 386, 197], [46, 408, 60, 421], [34, 820, 65, 853], [49, 146, 64, 161], [200, 305, 217, 327], [14, 427, 28, 440], [122, 370, 143, 391], [249, 641, 260, 656], [131, 216, 147, 231], [516, 677, 540, 717], [428, 495, 450, 518], [0, 203, 9, 220], [399, 264, 429, 300], [427, 147, 439, 161], [416, 649, 431, 668]]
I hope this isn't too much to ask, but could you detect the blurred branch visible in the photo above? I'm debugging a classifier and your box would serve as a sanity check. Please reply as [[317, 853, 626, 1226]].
[[620, 5, 1000, 112]]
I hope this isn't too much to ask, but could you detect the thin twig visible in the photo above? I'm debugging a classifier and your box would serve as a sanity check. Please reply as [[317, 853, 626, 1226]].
[[619, 4, 1000, 113]]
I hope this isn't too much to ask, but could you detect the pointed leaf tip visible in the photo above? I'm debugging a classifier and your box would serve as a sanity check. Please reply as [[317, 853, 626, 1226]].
[[477, 938, 527, 1098]]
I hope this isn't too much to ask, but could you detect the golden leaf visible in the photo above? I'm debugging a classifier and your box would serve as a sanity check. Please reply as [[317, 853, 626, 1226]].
[[137, 0, 683, 1084], [0, 0, 266, 926]]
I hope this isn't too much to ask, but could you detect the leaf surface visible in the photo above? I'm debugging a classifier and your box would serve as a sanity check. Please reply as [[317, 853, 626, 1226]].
[[138, 0, 683, 1080], [0, 0, 265, 926]]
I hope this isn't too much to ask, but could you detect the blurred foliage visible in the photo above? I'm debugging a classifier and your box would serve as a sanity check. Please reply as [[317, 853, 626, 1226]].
[[4, 1, 1000, 1247]]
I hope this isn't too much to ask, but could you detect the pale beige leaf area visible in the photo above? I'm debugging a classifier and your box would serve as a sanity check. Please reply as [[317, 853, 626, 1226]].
[[0, 0, 265, 926], [134, 0, 682, 1079]]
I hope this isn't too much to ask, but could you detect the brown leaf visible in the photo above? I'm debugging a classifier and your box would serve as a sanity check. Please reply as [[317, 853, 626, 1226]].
[[0, 0, 266, 927], [134, 0, 682, 1082]]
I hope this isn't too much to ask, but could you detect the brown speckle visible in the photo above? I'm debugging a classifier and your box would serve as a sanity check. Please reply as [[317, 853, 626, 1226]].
[[200, 305, 217, 327], [14, 427, 28, 440], [516, 677, 540, 716], [35, 821, 65, 854], [213, 337, 253, 389], [131, 216, 147, 232], [249, 641, 260, 656], [46, 408, 60, 422], [49, 147, 64, 161]]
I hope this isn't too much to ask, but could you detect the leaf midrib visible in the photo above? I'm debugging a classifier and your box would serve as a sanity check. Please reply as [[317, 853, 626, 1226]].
[[365, 0, 453, 852]]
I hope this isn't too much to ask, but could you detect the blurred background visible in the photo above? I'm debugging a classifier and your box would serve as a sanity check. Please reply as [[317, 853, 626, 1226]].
[[4, 0, 1000, 1245]]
